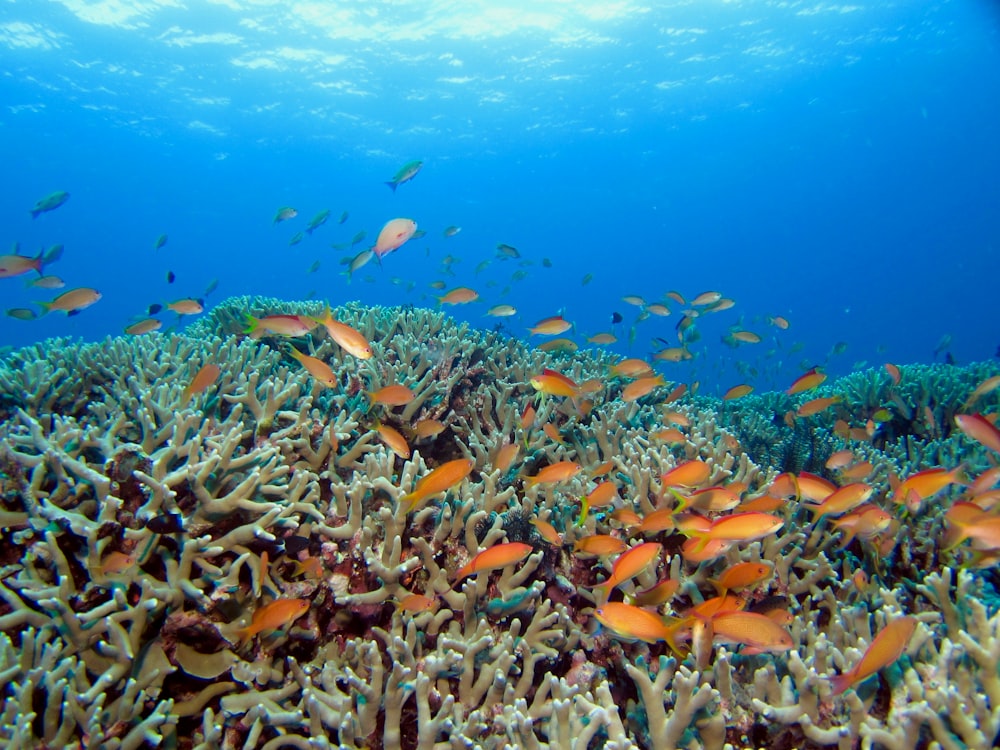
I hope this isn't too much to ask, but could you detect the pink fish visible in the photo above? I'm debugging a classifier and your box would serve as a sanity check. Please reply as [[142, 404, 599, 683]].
[[373, 218, 417, 259]]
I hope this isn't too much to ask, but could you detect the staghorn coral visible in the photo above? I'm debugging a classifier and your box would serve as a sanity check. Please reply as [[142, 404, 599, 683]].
[[0, 297, 998, 749]]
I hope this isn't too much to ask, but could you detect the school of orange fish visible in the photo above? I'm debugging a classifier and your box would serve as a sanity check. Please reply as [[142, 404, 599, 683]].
[[7, 168, 1000, 702]]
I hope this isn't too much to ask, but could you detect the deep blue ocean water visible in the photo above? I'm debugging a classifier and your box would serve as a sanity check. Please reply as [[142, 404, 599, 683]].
[[1, 0, 998, 396]]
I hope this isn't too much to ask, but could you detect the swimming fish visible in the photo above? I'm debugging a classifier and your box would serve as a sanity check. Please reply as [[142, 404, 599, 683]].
[[830, 616, 916, 694], [124, 318, 162, 336], [438, 287, 479, 305], [400, 458, 475, 514], [312, 306, 373, 359], [154, 234, 168, 250], [453, 541, 533, 580], [528, 315, 572, 336], [273, 206, 297, 224], [524, 461, 582, 487], [305, 209, 331, 234], [373, 218, 418, 259], [0, 250, 45, 279], [235, 598, 310, 645], [38, 287, 102, 315], [385, 160, 423, 192], [287, 347, 338, 388], [593, 602, 682, 647], [30, 190, 70, 218], [244, 314, 316, 339], [181, 363, 221, 405]]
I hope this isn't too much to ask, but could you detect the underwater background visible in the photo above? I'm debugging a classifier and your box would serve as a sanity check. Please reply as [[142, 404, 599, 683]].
[[2, 0, 999, 392], [4, 3, 1000, 750]]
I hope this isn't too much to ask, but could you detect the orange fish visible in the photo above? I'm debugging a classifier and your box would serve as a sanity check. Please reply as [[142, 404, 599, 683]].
[[525, 461, 582, 487], [573, 534, 628, 556], [373, 218, 417, 258], [537, 338, 577, 353], [291, 556, 323, 579], [631, 577, 681, 607], [691, 291, 722, 306], [635, 508, 676, 534], [797, 472, 837, 502], [589, 460, 615, 478], [786, 367, 826, 395], [825, 450, 856, 470], [884, 362, 902, 385], [796, 395, 841, 418], [651, 427, 686, 443], [723, 384, 753, 401], [530, 374, 579, 399], [661, 460, 711, 488], [400, 458, 475, 513], [368, 384, 416, 408], [955, 414, 1000, 455], [739, 495, 785, 513], [542, 422, 564, 444], [831, 616, 916, 694], [375, 422, 410, 459], [592, 542, 662, 600], [438, 287, 479, 305], [312, 306, 373, 359], [963, 375, 1000, 409], [611, 508, 642, 527], [454, 541, 533, 580], [39, 287, 102, 315], [582, 481, 619, 509], [288, 347, 338, 388], [166, 298, 203, 315], [235, 598, 310, 644], [768, 315, 790, 329], [654, 347, 692, 362], [662, 410, 691, 427], [97, 551, 138, 576], [942, 501, 1000, 550], [708, 561, 773, 595], [495, 443, 520, 472], [892, 466, 966, 512], [622, 374, 666, 402], [531, 518, 563, 546], [528, 315, 572, 336], [394, 593, 440, 614], [838, 461, 874, 482], [244, 313, 316, 338], [610, 358, 654, 378], [830, 505, 893, 547], [803, 483, 874, 521], [682, 512, 784, 554], [711, 611, 794, 655], [663, 383, 687, 403], [671, 486, 741, 514], [412, 419, 446, 440], [521, 404, 537, 432], [729, 330, 761, 344], [0, 251, 44, 278], [593, 602, 682, 648], [181, 363, 221, 405]]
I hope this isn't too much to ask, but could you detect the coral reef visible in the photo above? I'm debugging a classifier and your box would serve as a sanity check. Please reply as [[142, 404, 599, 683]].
[[0, 297, 998, 749]]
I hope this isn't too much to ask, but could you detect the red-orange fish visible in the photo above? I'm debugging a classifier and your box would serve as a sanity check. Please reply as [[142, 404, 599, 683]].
[[830, 616, 916, 695], [525, 461, 582, 487], [661, 460, 711, 488], [235, 598, 310, 644], [368, 384, 416, 407], [181, 363, 221, 405], [955, 414, 1000, 454], [786, 367, 826, 395], [400, 458, 474, 513], [454, 542, 533, 580]]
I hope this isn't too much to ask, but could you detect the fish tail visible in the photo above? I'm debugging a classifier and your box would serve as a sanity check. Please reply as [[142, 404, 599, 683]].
[[576, 498, 590, 527], [35, 302, 51, 316], [663, 616, 692, 659], [385, 181, 397, 192], [667, 487, 690, 513], [829, 672, 854, 695], [707, 578, 728, 597], [243, 314, 259, 335]]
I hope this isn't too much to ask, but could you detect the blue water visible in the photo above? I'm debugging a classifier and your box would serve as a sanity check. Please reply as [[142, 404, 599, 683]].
[[1, 0, 998, 396]]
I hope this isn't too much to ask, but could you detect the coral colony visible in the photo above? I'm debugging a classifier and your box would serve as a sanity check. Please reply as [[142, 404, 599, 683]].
[[0, 295, 999, 749]]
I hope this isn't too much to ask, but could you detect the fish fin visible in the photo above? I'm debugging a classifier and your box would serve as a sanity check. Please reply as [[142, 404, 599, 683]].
[[35, 302, 51, 316], [576, 497, 590, 527], [667, 487, 690, 513], [707, 578, 727, 597], [829, 672, 855, 696], [385, 181, 398, 192]]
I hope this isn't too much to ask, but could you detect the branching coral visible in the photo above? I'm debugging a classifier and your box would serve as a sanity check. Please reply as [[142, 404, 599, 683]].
[[0, 297, 997, 749]]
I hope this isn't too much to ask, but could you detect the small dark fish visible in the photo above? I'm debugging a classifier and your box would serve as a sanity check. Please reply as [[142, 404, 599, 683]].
[[148, 303, 163, 315], [611, 312, 623, 325], [204, 278, 219, 296], [6, 308, 37, 321], [443, 225, 461, 237], [582, 273, 593, 286], [496, 243, 520, 259], [411, 228, 427, 240], [30, 190, 70, 219], [283, 535, 310, 555], [289, 232, 304, 246], [166, 270, 176, 284], [945, 352, 956, 365], [146, 513, 184, 534], [350, 230, 367, 247], [308, 260, 320, 273], [339, 210, 349, 224], [43, 244, 64, 265], [154, 234, 168, 250], [542, 258, 553, 268]]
